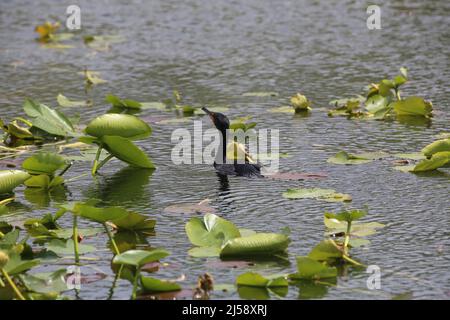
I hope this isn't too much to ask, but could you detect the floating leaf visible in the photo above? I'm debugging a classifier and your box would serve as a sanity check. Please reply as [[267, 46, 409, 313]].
[[187, 246, 221, 258], [35, 21, 60, 40], [412, 151, 450, 172], [185, 213, 241, 247], [57, 94, 86, 108], [112, 249, 169, 267], [308, 240, 343, 262], [236, 272, 288, 288], [164, 202, 216, 215], [220, 233, 289, 258], [84, 70, 107, 85], [392, 96, 432, 117], [140, 102, 167, 111], [105, 94, 142, 109], [393, 152, 425, 160], [20, 269, 68, 294], [269, 106, 295, 114], [289, 256, 337, 280], [22, 152, 67, 175], [111, 211, 156, 232], [85, 114, 151, 140], [101, 135, 155, 169], [3, 252, 40, 275], [421, 139, 450, 158], [24, 174, 64, 189], [23, 99, 74, 137], [46, 239, 95, 256], [0, 170, 30, 194], [327, 151, 372, 165], [73, 203, 129, 223], [325, 209, 366, 223], [242, 92, 278, 97], [140, 276, 181, 293], [282, 188, 352, 202]]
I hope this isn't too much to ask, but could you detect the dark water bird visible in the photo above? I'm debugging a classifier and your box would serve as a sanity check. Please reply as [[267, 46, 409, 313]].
[[202, 107, 262, 178]]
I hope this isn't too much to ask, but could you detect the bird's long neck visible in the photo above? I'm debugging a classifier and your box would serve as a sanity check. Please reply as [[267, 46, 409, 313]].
[[217, 128, 227, 164]]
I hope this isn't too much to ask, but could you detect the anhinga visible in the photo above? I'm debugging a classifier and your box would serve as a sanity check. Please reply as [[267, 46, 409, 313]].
[[202, 107, 262, 178]]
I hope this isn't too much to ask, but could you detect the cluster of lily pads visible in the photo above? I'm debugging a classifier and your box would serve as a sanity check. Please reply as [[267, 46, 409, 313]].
[[328, 68, 433, 119], [181, 209, 384, 299]]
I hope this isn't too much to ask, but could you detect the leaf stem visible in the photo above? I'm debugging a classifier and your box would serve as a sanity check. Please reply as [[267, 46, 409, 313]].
[[73, 215, 80, 265], [103, 223, 120, 255], [58, 162, 73, 176], [343, 221, 351, 255], [1, 268, 25, 300], [342, 254, 365, 267], [131, 267, 140, 300], [95, 154, 114, 172], [91, 146, 103, 176]]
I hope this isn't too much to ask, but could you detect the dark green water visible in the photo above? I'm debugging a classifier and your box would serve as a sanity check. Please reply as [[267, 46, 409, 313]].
[[0, 0, 449, 299]]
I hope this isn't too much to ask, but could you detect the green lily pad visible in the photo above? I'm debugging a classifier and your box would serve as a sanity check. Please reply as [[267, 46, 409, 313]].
[[112, 249, 169, 267], [236, 272, 288, 288], [20, 269, 68, 294], [327, 151, 372, 165], [220, 233, 289, 258], [324, 209, 366, 223], [421, 138, 450, 158], [392, 96, 432, 117], [187, 246, 221, 258], [185, 213, 241, 247], [23, 98, 75, 137], [308, 240, 343, 262], [140, 102, 167, 111], [22, 152, 67, 175], [105, 94, 142, 109], [100, 135, 155, 169], [73, 203, 129, 223], [289, 256, 337, 280], [282, 188, 352, 202], [412, 151, 450, 172], [85, 114, 151, 140], [269, 106, 295, 113], [3, 252, 40, 275], [57, 94, 87, 108], [111, 211, 156, 232], [0, 170, 31, 194], [24, 175, 64, 189], [140, 276, 182, 293], [393, 152, 426, 160], [46, 239, 96, 256]]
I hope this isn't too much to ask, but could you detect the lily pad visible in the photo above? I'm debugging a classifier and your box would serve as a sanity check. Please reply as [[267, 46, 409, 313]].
[[46, 239, 96, 256], [236, 272, 288, 288], [187, 246, 221, 258], [289, 256, 337, 280], [112, 249, 169, 267], [412, 151, 450, 172], [101, 135, 155, 169], [140, 276, 182, 293], [0, 170, 31, 194], [23, 98, 75, 137], [327, 151, 372, 165], [105, 94, 142, 109], [392, 96, 432, 117], [85, 114, 152, 140], [308, 240, 343, 262], [282, 188, 352, 202], [185, 213, 241, 247], [220, 233, 289, 258], [421, 139, 450, 158], [57, 94, 87, 108], [73, 203, 129, 223], [22, 152, 67, 175]]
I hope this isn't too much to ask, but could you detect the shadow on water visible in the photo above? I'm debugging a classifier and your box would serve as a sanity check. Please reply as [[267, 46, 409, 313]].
[[83, 167, 154, 206]]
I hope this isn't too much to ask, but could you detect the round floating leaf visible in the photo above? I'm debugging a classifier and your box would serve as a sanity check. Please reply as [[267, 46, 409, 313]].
[[73, 203, 129, 223], [101, 135, 155, 169], [289, 256, 337, 280], [20, 269, 68, 294], [220, 233, 289, 258], [0, 170, 31, 194], [327, 151, 372, 165], [421, 138, 450, 158], [57, 94, 86, 108], [105, 94, 142, 109], [236, 272, 288, 288], [46, 239, 96, 256], [111, 211, 156, 232], [23, 98, 74, 137], [282, 188, 352, 202], [308, 240, 343, 262], [325, 210, 366, 223], [185, 213, 241, 247], [140, 276, 181, 293], [392, 96, 432, 117], [85, 114, 151, 140], [22, 152, 67, 175], [112, 249, 169, 267], [413, 151, 450, 172], [3, 253, 40, 275], [393, 152, 425, 160], [188, 246, 221, 258]]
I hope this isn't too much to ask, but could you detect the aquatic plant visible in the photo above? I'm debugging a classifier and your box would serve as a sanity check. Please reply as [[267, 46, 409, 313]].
[[80, 113, 155, 175], [185, 213, 289, 258], [290, 93, 312, 113]]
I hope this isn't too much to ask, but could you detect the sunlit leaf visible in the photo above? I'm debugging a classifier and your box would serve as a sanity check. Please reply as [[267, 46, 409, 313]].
[[85, 114, 151, 140], [140, 276, 181, 293], [220, 233, 289, 258], [112, 249, 169, 267], [22, 152, 67, 175], [57, 94, 86, 108], [421, 138, 450, 158], [282, 188, 352, 202], [0, 170, 30, 194], [289, 256, 337, 280], [101, 135, 155, 169], [392, 96, 433, 117]]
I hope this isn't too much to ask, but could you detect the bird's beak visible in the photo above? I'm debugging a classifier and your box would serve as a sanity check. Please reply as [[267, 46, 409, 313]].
[[202, 107, 215, 123]]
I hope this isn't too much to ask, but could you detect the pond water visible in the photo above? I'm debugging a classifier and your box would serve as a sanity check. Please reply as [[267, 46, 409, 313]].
[[0, 0, 449, 299]]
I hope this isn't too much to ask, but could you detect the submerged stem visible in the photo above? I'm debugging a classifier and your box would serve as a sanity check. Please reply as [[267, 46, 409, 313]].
[[1, 268, 25, 300], [91, 146, 103, 176], [73, 215, 80, 265], [103, 223, 120, 256], [343, 221, 352, 255]]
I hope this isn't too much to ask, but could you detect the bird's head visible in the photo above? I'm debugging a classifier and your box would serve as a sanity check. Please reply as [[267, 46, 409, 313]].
[[202, 107, 230, 132]]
